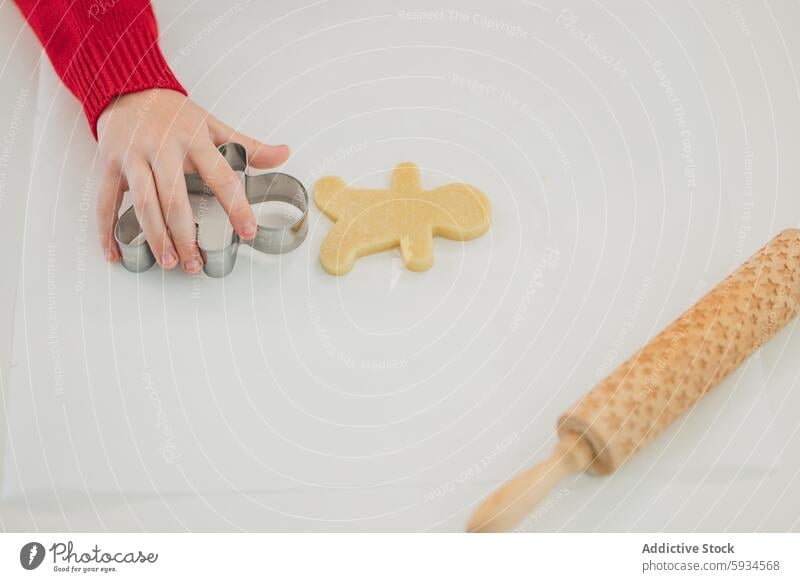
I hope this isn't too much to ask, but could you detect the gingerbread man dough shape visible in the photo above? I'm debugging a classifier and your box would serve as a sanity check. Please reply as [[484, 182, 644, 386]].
[[314, 163, 491, 275]]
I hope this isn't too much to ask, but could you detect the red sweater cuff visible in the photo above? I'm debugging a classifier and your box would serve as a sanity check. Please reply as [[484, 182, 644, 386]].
[[15, 1, 186, 139], [66, 25, 186, 138]]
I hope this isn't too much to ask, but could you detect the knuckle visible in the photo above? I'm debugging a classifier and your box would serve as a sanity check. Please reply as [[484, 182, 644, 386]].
[[132, 192, 150, 214], [187, 137, 207, 153], [96, 221, 114, 239], [154, 236, 173, 255], [96, 207, 116, 229], [98, 150, 120, 169], [174, 127, 206, 150], [148, 155, 167, 173], [172, 238, 199, 256], [162, 196, 192, 222], [136, 128, 167, 151], [205, 169, 240, 190], [148, 236, 165, 254], [124, 167, 151, 194], [228, 204, 253, 224], [151, 150, 182, 173], [95, 196, 113, 213]]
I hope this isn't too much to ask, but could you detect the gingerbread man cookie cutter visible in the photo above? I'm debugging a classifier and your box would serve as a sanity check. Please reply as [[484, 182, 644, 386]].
[[115, 142, 308, 278], [314, 162, 491, 275]]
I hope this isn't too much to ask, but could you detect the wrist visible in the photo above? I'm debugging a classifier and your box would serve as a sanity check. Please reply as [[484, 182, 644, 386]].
[[97, 88, 187, 139]]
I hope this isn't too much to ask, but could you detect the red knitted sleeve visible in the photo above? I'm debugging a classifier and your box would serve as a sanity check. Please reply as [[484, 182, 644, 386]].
[[14, 0, 187, 138]]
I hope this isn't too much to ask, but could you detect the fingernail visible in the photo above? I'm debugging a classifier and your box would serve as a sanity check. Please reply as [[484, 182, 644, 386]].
[[161, 250, 177, 268], [185, 258, 202, 273], [242, 221, 257, 239]]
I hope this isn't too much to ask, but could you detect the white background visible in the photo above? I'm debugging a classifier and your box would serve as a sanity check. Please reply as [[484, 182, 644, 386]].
[[0, 0, 799, 532]]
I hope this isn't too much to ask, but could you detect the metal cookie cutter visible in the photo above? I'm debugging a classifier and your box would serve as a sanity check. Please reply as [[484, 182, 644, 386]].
[[114, 142, 308, 278]]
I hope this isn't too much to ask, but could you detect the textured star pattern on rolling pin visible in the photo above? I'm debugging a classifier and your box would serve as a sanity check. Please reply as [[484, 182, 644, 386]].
[[313, 163, 491, 275], [558, 229, 800, 475]]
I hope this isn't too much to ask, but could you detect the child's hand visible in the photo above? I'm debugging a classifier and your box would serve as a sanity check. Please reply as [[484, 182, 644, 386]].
[[95, 89, 290, 273]]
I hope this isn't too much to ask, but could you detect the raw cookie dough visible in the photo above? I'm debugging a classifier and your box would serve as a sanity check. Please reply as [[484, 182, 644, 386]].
[[314, 162, 491, 275]]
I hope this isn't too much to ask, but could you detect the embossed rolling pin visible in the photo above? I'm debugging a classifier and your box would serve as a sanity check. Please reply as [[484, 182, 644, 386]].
[[468, 228, 800, 532]]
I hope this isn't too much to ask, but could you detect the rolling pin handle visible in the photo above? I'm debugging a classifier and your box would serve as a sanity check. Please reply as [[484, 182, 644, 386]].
[[467, 432, 593, 532]]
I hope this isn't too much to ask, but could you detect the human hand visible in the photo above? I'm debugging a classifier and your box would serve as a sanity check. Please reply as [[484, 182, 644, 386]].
[[95, 89, 290, 273]]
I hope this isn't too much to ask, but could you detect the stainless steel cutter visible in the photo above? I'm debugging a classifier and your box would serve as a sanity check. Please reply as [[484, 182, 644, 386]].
[[114, 142, 308, 278]]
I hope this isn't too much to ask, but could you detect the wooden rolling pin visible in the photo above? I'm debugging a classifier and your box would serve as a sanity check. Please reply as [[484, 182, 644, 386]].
[[468, 228, 800, 532]]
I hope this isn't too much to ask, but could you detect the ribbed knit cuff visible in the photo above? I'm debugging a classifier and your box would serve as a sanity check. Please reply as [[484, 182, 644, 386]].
[[61, 10, 186, 138], [14, 0, 187, 139]]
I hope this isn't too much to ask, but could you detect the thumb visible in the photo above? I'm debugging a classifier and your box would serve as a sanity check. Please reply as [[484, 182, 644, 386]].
[[207, 116, 290, 169]]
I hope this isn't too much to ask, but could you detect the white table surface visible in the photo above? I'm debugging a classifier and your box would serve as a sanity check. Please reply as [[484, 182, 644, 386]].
[[0, 0, 799, 532]]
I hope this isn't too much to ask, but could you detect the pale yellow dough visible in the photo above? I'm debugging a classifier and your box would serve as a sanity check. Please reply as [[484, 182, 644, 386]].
[[314, 163, 491, 275]]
